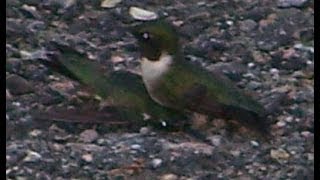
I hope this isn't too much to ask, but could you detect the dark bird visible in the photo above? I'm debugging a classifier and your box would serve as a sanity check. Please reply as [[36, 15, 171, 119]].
[[131, 19, 270, 138]]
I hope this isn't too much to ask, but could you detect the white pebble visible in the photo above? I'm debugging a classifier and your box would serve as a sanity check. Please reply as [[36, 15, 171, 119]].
[[82, 154, 93, 162], [226, 20, 234, 26], [131, 144, 141, 150], [250, 140, 260, 147], [23, 151, 42, 162], [270, 68, 279, 74], [129, 7, 158, 20], [285, 116, 293, 122], [247, 62, 255, 68], [151, 158, 162, 168], [276, 121, 286, 127]]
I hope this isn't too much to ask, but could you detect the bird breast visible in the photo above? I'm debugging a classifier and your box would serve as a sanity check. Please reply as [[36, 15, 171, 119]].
[[141, 52, 173, 106], [141, 52, 173, 89]]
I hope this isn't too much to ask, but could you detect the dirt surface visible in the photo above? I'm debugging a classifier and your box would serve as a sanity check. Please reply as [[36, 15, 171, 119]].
[[6, 0, 314, 179]]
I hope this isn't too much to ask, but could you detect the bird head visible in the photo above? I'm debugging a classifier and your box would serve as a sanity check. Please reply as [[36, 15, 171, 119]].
[[131, 19, 180, 61]]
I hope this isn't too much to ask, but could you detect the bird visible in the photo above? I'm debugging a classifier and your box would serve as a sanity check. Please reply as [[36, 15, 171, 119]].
[[131, 19, 270, 138], [35, 42, 187, 130]]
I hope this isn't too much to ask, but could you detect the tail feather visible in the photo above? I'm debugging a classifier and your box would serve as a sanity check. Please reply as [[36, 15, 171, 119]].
[[225, 105, 271, 140]]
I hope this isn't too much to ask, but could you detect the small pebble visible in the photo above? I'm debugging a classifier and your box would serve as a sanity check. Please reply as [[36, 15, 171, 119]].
[[12, 102, 21, 107], [139, 127, 151, 135], [240, 19, 257, 32], [151, 158, 162, 168], [285, 116, 293, 122], [301, 131, 312, 138], [276, 121, 286, 127], [6, 89, 12, 100], [230, 150, 241, 157], [6, 74, 34, 95], [247, 81, 262, 90], [306, 60, 313, 65], [129, 7, 158, 20], [23, 151, 42, 162], [270, 149, 290, 160], [29, 129, 42, 137], [226, 20, 234, 26], [247, 62, 255, 68], [160, 174, 178, 180], [209, 135, 222, 146], [250, 140, 260, 147], [111, 55, 125, 63], [79, 129, 99, 143], [269, 68, 279, 74], [277, 0, 309, 8], [294, 43, 314, 53], [307, 153, 314, 161], [197, 1, 206, 6], [82, 154, 93, 162], [131, 144, 141, 150], [101, 0, 122, 8]]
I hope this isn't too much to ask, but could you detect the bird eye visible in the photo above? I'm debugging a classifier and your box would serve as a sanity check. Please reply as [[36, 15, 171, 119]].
[[142, 32, 150, 40]]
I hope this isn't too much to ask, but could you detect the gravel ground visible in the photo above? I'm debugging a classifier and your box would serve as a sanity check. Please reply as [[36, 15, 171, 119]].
[[6, 0, 314, 179]]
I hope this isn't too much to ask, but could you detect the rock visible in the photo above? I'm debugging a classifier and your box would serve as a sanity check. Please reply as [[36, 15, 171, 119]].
[[277, 0, 309, 8], [44, 0, 77, 10], [247, 62, 255, 68], [270, 149, 290, 160], [139, 127, 151, 135], [239, 19, 258, 32], [130, 144, 141, 150], [23, 151, 42, 162], [111, 55, 125, 63], [79, 129, 99, 143], [242, 7, 271, 22], [6, 89, 13, 100], [250, 140, 260, 147], [300, 131, 312, 138], [20, 4, 41, 19], [257, 40, 278, 52], [20, 49, 49, 60], [251, 50, 271, 64], [151, 158, 162, 168], [26, 20, 46, 33], [307, 153, 314, 161], [29, 129, 42, 137], [230, 150, 241, 157], [294, 43, 314, 53], [82, 153, 93, 162], [247, 81, 262, 90], [276, 121, 286, 127], [6, 74, 34, 95], [271, 50, 307, 71], [299, 28, 314, 42], [269, 68, 279, 75], [160, 174, 178, 180], [129, 7, 158, 21], [49, 81, 75, 95], [209, 135, 222, 146], [207, 61, 247, 82], [49, 124, 71, 142], [101, 0, 122, 8]]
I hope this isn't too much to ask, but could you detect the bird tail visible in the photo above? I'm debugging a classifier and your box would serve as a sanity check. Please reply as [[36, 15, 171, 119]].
[[226, 106, 271, 141]]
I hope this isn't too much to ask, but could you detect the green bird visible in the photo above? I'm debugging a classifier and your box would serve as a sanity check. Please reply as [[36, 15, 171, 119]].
[[131, 19, 270, 137], [35, 43, 187, 130]]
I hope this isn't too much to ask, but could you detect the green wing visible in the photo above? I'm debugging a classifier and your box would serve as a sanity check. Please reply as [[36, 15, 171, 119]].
[[41, 44, 186, 122]]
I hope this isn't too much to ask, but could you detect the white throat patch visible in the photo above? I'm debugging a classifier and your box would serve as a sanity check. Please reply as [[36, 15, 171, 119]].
[[141, 52, 173, 87]]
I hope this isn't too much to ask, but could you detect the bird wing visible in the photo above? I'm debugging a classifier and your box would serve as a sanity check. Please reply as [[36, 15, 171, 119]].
[[178, 60, 266, 116]]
